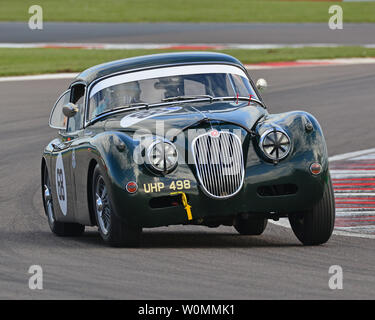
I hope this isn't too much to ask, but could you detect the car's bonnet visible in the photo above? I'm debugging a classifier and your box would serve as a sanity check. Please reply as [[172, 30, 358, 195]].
[[103, 101, 266, 138]]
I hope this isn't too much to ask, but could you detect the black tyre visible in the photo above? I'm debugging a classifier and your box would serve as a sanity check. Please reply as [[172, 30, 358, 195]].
[[234, 215, 268, 235], [42, 165, 85, 237], [92, 165, 142, 247], [289, 174, 335, 245]]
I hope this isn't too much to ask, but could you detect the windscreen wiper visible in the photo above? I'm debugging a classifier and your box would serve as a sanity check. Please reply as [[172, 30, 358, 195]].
[[162, 95, 266, 109], [212, 96, 266, 109], [170, 117, 258, 142], [89, 103, 150, 125], [162, 95, 214, 102], [110, 102, 150, 112]]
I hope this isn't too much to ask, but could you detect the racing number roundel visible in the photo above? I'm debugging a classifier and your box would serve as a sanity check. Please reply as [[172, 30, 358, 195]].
[[55, 153, 67, 216]]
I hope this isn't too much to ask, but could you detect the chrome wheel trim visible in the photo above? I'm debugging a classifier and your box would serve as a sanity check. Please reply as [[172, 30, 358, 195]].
[[43, 170, 55, 224], [95, 176, 111, 235], [44, 185, 55, 224]]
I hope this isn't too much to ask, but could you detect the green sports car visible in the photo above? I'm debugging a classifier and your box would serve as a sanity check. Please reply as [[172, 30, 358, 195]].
[[41, 52, 335, 247]]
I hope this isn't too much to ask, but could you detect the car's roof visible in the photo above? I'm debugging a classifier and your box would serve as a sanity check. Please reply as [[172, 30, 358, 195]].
[[74, 52, 245, 85]]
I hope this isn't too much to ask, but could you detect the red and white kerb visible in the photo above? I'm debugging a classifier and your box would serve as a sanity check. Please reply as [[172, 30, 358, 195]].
[[330, 149, 375, 235]]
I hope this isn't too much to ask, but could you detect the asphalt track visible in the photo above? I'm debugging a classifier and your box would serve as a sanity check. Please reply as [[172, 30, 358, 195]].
[[0, 64, 375, 299], [1, 22, 375, 44]]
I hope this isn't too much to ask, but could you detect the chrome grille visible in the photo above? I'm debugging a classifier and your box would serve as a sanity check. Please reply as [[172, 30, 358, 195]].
[[192, 131, 244, 199]]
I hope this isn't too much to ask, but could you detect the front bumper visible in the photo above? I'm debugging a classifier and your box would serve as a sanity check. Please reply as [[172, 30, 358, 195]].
[[110, 157, 329, 228]]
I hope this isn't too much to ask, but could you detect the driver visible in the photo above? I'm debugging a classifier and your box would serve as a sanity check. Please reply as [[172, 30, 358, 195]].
[[92, 81, 142, 118], [92, 88, 111, 118], [112, 81, 142, 106]]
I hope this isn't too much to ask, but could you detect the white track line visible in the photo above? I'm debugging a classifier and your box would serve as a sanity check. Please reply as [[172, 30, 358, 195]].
[[335, 190, 375, 194], [335, 193, 375, 197], [329, 148, 375, 161], [2, 43, 375, 50], [2, 57, 375, 82], [272, 218, 375, 240], [336, 208, 375, 212], [246, 58, 375, 70], [331, 229, 375, 239], [0, 73, 78, 82], [336, 212, 375, 217]]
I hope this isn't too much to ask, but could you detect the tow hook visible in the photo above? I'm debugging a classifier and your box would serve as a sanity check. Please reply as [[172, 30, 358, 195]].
[[170, 191, 192, 221]]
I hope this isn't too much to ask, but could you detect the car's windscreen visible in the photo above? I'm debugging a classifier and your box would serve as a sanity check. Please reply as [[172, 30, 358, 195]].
[[88, 66, 258, 120]]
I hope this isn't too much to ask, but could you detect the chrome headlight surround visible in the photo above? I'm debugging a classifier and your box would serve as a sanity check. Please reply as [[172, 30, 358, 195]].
[[259, 128, 291, 161], [146, 139, 178, 174]]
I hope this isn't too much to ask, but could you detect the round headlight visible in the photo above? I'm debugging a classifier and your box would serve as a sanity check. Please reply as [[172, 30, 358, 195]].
[[147, 140, 178, 173], [260, 128, 291, 161]]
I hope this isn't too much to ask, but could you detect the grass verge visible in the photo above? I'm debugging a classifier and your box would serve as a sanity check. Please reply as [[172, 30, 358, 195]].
[[1, 0, 374, 23], [1, 47, 375, 77]]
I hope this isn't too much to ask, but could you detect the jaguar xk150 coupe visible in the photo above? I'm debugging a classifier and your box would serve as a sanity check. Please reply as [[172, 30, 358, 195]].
[[42, 52, 335, 247]]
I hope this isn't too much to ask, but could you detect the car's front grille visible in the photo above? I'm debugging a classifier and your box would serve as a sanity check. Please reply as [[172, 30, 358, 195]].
[[192, 131, 244, 199]]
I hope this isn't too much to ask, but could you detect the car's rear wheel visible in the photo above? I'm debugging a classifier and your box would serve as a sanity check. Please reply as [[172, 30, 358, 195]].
[[234, 215, 268, 235], [288, 174, 335, 246], [42, 165, 85, 237], [92, 165, 142, 247]]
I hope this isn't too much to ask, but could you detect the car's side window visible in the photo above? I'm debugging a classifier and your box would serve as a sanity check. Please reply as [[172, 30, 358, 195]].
[[49, 90, 71, 130], [67, 83, 86, 133]]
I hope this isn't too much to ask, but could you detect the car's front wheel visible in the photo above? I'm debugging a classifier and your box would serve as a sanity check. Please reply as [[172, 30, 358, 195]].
[[234, 215, 268, 235], [288, 175, 335, 245], [42, 165, 85, 237], [92, 165, 142, 247]]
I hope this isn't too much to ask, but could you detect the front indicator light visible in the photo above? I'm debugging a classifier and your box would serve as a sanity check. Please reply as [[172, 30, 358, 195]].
[[126, 181, 138, 193], [310, 163, 322, 175]]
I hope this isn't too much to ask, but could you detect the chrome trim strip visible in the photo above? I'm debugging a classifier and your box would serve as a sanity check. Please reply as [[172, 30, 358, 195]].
[[191, 130, 245, 199], [49, 89, 71, 130]]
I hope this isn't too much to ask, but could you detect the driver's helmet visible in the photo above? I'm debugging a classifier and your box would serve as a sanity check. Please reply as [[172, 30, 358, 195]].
[[112, 81, 142, 106], [93, 88, 112, 117], [154, 76, 183, 99]]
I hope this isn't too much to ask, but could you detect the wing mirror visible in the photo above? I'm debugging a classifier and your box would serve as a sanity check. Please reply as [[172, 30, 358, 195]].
[[62, 103, 78, 118], [256, 78, 268, 91]]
